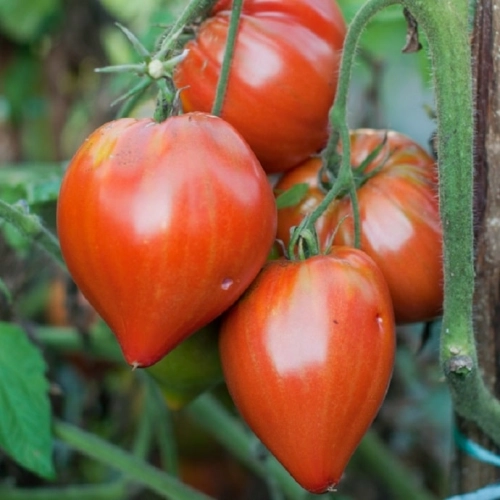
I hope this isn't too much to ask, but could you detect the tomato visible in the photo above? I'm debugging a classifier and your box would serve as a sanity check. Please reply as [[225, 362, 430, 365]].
[[220, 249, 395, 493], [276, 129, 442, 324], [173, 0, 346, 173], [147, 321, 223, 410], [57, 113, 277, 368]]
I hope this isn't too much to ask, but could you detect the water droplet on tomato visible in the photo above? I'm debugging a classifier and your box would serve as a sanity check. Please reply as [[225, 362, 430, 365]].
[[221, 278, 233, 290]]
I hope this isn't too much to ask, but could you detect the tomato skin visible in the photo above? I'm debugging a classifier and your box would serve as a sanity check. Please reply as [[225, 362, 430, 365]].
[[57, 113, 277, 368], [276, 129, 443, 324], [174, 0, 346, 173], [220, 250, 395, 493]]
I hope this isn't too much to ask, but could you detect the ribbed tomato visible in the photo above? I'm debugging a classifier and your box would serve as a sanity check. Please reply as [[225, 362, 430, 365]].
[[276, 129, 442, 324], [57, 113, 277, 367], [220, 249, 395, 493], [174, 0, 346, 173]]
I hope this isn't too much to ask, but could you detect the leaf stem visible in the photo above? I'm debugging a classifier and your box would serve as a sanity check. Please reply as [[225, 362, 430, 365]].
[[0, 199, 64, 268], [54, 420, 214, 500], [211, 0, 243, 116]]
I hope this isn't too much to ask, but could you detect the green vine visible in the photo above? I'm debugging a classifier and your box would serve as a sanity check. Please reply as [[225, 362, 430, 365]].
[[403, 0, 500, 444], [211, 0, 243, 116]]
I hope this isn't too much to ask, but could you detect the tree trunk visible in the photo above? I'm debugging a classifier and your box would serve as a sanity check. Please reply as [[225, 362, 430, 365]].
[[453, 0, 500, 493]]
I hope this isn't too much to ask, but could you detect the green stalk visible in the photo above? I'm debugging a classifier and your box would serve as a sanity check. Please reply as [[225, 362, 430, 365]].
[[54, 421, 214, 500], [157, 0, 218, 58], [354, 431, 438, 500], [0, 481, 128, 500], [288, 0, 398, 255], [211, 0, 244, 116], [35, 324, 123, 362], [322, 0, 398, 248], [400, 0, 500, 444], [0, 199, 64, 267]]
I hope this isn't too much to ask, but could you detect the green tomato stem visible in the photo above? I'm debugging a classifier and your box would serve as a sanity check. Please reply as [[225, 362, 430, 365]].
[[400, 0, 500, 445], [157, 0, 218, 59], [0, 199, 64, 268], [211, 0, 244, 116], [54, 420, 214, 500], [288, 0, 398, 255], [322, 0, 400, 249]]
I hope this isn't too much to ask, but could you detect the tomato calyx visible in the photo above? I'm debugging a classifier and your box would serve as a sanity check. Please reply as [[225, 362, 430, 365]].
[[94, 23, 191, 122], [318, 132, 390, 196]]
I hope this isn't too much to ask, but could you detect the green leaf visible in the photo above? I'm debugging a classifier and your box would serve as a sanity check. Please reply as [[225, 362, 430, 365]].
[[275, 183, 309, 210], [0, 278, 12, 305], [0, 322, 55, 479], [0, 164, 64, 206], [0, 0, 61, 43]]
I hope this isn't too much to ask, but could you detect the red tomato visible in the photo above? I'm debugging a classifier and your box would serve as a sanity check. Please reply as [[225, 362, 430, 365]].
[[57, 113, 277, 368], [276, 129, 442, 324], [220, 249, 395, 493], [174, 0, 346, 173]]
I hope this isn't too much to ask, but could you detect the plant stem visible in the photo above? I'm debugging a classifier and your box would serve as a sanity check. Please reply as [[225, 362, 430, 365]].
[[54, 421, 214, 500], [142, 373, 180, 476], [0, 481, 128, 500], [35, 324, 123, 362], [211, 0, 243, 116], [157, 0, 218, 58], [323, 0, 399, 248], [0, 199, 64, 268], [289, 0, 398, 255], [400, 0, 500, 443], [354, 431, 438, 500]]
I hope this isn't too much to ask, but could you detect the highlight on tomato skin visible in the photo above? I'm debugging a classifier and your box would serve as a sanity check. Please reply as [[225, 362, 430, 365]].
[[275, 128, 443, 325], [173, 0, 347, 173], [57, 112, 277, 368], [219, 249, 396, 493]]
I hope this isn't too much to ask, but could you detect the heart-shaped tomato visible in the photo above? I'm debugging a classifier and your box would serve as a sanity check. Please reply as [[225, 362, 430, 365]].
[[220, 249, 395, 493], [57, 112, 277, 368]]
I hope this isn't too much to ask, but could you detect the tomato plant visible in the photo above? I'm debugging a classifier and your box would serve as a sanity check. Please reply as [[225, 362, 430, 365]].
[[220, 248, 396, 493], [276, 129, 442, 324], [57, 112, 277, 368], [173, 0, 346, 173]]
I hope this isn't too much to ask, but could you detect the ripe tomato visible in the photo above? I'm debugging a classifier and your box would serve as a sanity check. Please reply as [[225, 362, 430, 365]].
[[57, 113, 277, 368], [220, 249, 395, 493], [174, 0, 346, 173], [276, 129, 442, 324]]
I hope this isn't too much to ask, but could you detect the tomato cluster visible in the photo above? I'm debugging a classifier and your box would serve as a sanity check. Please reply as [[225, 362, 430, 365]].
[[57, 0, 442, 493]]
